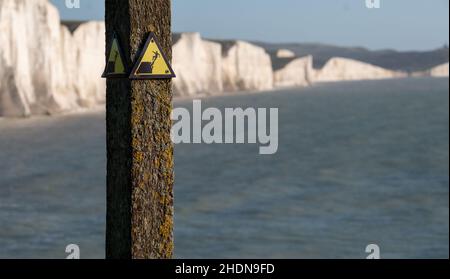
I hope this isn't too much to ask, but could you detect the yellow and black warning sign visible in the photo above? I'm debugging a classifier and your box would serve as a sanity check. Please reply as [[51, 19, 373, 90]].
[[129, 32, 176, 79], [102, 33, 128, 78]]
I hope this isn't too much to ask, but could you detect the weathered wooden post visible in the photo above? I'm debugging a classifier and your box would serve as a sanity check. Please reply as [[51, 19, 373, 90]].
[[105, 0, 174, 259]]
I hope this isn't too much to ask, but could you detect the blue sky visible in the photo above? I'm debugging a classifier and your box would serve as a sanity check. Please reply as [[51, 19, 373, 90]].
[[51, 0, 449, 51]]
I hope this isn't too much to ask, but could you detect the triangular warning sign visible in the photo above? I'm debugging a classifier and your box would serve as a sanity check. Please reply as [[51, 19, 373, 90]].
[[102, 34, 128, 78], [129, 32, 176, 79]]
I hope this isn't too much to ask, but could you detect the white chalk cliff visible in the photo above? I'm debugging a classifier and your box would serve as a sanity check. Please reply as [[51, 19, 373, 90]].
[[71, 22, 106, 107], [0, 0, 69, 116], [172, 36, 275, 96], [274, 55, 313, 88], [428, 63, 449, 77], [276, 49, 296, 58], [0, 0, 105, 117], [172, 33, 222, 96], [412, 62, 449, 78], [313, 57, 406, 82], [221, 41, 273, 92]]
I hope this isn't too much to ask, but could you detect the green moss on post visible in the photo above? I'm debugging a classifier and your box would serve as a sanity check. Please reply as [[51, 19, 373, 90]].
[[105, 0, 174, 259]]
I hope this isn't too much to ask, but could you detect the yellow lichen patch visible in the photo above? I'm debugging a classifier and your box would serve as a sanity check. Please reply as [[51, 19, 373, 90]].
[[133, 151, 144, 164], [132, 136, 139, 148], [158, 214, 174, 257]]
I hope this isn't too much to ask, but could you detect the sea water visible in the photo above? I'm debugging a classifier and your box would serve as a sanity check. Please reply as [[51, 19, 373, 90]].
[[0, 77, 448, 258]]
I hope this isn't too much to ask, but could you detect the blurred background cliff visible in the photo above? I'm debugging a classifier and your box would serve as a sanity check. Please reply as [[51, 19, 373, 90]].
[[0, 0, 448, 117]]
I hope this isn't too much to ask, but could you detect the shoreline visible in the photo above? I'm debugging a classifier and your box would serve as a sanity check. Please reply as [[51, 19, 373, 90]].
[[0, 76, 448, 122]]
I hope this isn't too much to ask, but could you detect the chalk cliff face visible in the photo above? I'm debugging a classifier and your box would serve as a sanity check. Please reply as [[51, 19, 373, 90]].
[[172, 33, 222, 96], [276, 49, 296, 58], [221, 41, 273, 92], [412, 62, 449, 78], [428, 63, 449, 77], [274, 55, 313, 88], [0, 0, 67, 116], [71, 22, 106, 106], [0, 0, 105, 117], [314, 57, 406, 82]]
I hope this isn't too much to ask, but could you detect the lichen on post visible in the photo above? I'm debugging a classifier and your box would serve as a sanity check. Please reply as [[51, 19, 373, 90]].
[[105, 0, 174, 259]]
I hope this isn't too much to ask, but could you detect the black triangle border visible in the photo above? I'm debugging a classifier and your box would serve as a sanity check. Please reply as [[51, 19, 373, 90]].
[[129, 32, 176, 80], [102, 32, 129, 78]]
